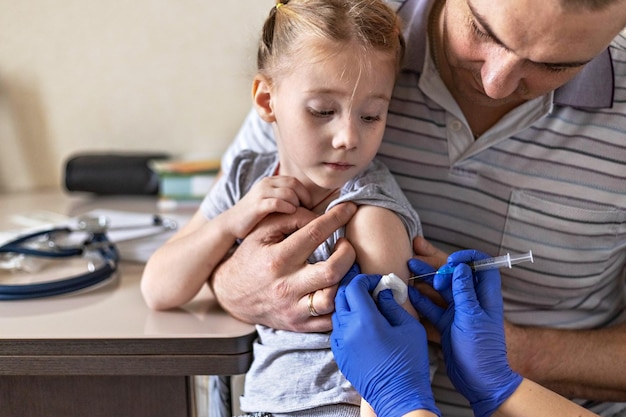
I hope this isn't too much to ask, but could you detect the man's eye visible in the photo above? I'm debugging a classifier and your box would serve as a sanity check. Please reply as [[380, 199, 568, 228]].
[[308, 108, 334, 117], [542, 64, 572, 73], [470, 20, 490, 40]]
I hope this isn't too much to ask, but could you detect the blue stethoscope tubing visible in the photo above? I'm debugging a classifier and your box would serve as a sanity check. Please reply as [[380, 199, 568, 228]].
[[0, 227, 119, 300]]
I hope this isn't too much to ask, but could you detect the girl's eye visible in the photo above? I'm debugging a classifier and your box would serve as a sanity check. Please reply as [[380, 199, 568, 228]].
[[470, 20, 490, 41], [308, 108, 334, 117], [361, 115, 382, 123]]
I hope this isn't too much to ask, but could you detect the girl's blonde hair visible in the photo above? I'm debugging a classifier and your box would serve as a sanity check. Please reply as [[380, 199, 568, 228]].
[[257, 0, 405, 79]]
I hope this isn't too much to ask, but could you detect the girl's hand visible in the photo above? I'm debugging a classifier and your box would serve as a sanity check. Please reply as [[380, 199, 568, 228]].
[[224, 175, 312, 239]]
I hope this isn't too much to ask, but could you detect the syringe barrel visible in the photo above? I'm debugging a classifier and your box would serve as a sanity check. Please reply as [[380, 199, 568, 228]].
[[508, 250, 534, 265], [471, 251, 534, 272], [471, 253, 511, 271]]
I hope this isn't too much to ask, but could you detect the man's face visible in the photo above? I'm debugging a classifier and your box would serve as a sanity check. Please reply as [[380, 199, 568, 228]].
[[440, 0, 626, 108]]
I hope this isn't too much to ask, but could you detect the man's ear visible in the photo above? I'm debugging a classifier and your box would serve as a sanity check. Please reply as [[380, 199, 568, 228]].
[[252, 74, 276, 123]]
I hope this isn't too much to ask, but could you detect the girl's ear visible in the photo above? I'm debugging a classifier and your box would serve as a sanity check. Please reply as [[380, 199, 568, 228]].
[[252, 74, 276, 123]]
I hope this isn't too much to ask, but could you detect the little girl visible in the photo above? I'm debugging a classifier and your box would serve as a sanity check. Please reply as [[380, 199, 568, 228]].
[[141, 0, 435, 415]]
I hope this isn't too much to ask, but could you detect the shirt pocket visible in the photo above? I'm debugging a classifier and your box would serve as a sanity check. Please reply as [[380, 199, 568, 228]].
[[499, 189, 625, 327]]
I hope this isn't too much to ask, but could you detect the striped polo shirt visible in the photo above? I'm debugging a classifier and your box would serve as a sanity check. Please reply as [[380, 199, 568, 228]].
[[388, 0, 626, 415], [392, 0, 626, 329]]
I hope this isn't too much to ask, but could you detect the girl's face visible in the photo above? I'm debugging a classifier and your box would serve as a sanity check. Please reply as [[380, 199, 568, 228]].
[[259, 40, 397, 201], [439, 0, 626, 108]]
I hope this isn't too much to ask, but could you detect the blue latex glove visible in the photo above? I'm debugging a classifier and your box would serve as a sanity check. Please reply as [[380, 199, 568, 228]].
[[409, 250, 523, 417], [339, 262, 364, 287], [331, 272, 440, 417]]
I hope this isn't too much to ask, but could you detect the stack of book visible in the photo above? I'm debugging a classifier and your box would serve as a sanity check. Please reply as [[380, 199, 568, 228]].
[[149, 158, 220, 211]]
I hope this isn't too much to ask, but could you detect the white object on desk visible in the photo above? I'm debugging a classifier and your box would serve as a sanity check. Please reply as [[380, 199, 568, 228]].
[[1, 209, 190, 263], [67, 209, 190, 262]]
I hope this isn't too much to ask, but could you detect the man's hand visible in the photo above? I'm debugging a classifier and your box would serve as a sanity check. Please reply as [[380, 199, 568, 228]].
[[211, 202, 357, 332], [409, 236, 449, 343], [412, 236, 447, 269]]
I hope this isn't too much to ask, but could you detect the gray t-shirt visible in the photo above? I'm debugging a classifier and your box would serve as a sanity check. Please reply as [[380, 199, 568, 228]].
[[201, 150, 424, 415]]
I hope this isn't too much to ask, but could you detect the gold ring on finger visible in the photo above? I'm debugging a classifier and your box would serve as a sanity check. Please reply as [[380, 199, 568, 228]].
[[308, 292, 320, 317]]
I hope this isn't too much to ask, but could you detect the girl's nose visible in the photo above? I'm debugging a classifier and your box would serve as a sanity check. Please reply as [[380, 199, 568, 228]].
[[332, 117, 360, 150]]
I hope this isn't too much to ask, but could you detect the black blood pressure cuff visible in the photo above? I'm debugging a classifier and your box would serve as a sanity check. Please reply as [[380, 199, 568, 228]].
[[64, 152, 170, 195]]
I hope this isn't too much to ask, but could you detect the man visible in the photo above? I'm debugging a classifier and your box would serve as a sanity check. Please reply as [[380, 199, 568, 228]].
[[211, 0, 626, 415]]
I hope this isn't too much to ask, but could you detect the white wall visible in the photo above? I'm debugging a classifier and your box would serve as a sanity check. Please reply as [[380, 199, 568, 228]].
[[0, 0, 274, 192], [2, 3, 624, 194]]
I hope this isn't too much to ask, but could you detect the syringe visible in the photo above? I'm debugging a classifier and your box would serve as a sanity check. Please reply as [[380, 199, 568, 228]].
[[409, 250, 534, 281]]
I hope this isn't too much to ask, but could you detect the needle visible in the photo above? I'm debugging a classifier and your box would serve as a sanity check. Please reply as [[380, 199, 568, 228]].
[[409, 250, 534, 281]]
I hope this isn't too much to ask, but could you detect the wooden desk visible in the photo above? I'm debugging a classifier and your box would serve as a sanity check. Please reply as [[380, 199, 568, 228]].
[[0, 190, 257, 417]]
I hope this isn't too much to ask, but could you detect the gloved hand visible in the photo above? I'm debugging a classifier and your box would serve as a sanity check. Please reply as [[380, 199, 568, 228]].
[[331, 273, 440, 417], [409, 250, 523, 417], [339, 262, 364, 287]]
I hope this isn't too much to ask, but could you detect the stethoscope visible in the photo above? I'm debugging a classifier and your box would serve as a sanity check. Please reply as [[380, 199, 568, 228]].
[[0, 215, 177, 300]]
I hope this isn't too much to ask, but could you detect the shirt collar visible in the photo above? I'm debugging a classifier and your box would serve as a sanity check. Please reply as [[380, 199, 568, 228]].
[[553, 48, 614, 109], [397, 0, 615, 110]]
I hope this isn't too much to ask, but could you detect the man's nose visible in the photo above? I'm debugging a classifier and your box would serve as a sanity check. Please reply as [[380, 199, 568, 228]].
[[480, 49, 524, 99]]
